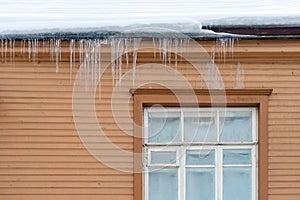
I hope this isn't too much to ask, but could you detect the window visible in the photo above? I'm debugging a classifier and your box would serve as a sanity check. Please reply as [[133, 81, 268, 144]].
[[143, 107, 258, 200]]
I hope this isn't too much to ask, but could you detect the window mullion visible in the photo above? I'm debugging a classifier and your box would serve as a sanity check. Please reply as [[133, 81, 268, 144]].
[[181, 108, 184, 143], [217, 146, 223, 200], [217, 110, 221, 200], [180, 146, 186, 200], [180, 109, 185, 200], [217, 110, 220, 143]]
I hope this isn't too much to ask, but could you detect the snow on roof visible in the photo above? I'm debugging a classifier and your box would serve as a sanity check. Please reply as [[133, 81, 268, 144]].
[[0, 0, 299, 35]]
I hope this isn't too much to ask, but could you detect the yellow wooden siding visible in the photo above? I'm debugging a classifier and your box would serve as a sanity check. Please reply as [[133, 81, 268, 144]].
[[0, 39, 300, 199]]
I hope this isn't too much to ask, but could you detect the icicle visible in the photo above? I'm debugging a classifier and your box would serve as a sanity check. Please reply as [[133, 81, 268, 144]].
[[42, 39, 46, 53], [20, 40, 23, 56], [223, 39, 228, 63], [55, 39, 60, 73], [91, 39, 95, 88], [115, 39, 119, 84], [73, 40, 76, 67], [91, 40, 96, 87], [13, 40, 15, 64], [36, 39, 39, 63], [132, 38, 141, 86], [32, 39, 38, 63], [86, 40, 91, 90], [219, 38, 228, 63], [32, 39, 36, 63], [49, 39, 53, 62], [117, 38, 124, 86], [174, 38, 178, 69], [81, 40, 85, 88], [94, 39, 99, 87], [28, 39, 31, 61], [89, 40, 92, 89], [159, 38, 162, 60], [162, 38, 167, 66], [97, 40, 102, 99], [1, 39, 3, 63], [124, 38, 129, 70], [79, 39, 84, 80], [4, 39, 7, 63], [235, 62, 244, 89], [69, 39, 74, 81], [110, 38, 116, 87], [98, 40, 101, 79], [229, 38, 235, 58], [32, 39, 35, 63], [46, 40, 49, 54], [152, 38, 156, 61], [83, 40, 88, 89], [94, 40, 98, 87], [83, 40, 89, 90], [93, 40, 98, 87], [180, 38, 184, 62], [49, 39, 54, 62], [9, 39, 12, 64], [22, 40, 26, 60], [59, 40, 62, 69], [168, 38, 172, 66], [211, 41, 216, 64]]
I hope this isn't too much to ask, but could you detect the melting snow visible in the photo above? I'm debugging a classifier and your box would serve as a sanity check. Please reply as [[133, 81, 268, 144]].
[[0, 0, 299, 34]]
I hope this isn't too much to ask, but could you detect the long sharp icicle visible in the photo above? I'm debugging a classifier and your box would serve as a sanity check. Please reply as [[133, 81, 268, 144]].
[[132, 38, 141, 86]]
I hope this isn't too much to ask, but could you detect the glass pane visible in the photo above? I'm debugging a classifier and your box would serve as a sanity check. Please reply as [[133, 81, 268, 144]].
[[149, 168, 178, 200], [223, 167, 252, 200], [151, 151, 177, 164], [184, 111, 217, 142], [186, 167, 215, 200], [148, 112, 181, 143], [220, 111, 253, 142], [186, 149, 215, 165], [223, 149, 252, 165]]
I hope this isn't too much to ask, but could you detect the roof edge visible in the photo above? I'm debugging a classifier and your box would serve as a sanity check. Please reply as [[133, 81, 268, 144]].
[[205, 26, 300, 36]]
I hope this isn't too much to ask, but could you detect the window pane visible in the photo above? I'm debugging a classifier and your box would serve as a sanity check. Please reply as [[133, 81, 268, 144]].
[[223, 167, 252, 200], [151, 151, 177, 164], [223, 149, 252, 165], [186, 167, 215, 200], [184, 111, 217, 142], [149, 168, 178, 200], [148, 112, 181, 143], [186, 149, 215, 165], [220, 111, 253, 142]]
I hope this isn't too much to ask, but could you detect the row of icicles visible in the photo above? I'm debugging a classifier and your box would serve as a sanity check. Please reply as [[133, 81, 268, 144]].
[[0, 37, 243, 89]]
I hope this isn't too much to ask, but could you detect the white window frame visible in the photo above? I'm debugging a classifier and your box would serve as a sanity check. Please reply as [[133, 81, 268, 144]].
[[143, 107, 258, 200]]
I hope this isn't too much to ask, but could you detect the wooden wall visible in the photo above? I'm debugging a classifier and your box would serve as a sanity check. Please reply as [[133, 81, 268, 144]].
[[0, 39, 300, 199]]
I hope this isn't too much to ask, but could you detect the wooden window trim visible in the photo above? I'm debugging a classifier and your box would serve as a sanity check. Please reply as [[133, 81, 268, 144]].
[[131, 88, 273, 200]]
